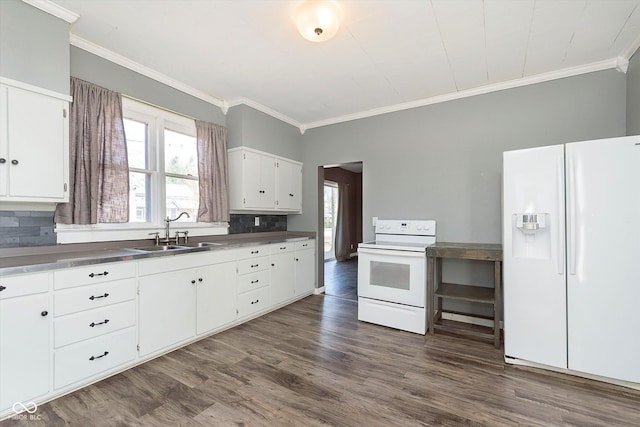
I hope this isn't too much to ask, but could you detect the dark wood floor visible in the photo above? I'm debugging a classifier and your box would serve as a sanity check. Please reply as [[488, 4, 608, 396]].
[[324, 258, 357, 301], [4, 295, 640, 426]]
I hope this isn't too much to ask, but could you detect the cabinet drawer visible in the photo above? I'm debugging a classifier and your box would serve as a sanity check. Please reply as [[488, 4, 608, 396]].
[[237, 270, 270, 294], [54, 262, 136, 290], [295, 240, 315, 251], [237, 256, 269, 275], [236, 246, 268, 259], [54, 327, 136, 389], [54, 278, 136, 316], [270, 242, 295, 253], [54, 301, 136, 348], [0, 272, 48, 299], [238, 286, 270, 318]]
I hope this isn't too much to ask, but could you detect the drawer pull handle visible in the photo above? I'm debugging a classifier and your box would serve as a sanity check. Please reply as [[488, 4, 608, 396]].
[[251, 250, 259, 254], [89, 351, 109, 361], [251, 279, 259, 284], [41, 311, 48, 317], [303, 243, 308, 247], [289, 193, 294, 197], [89, 271, 109, 278], [259, 190, 265, 194], [89, 293, 109, 301], [251, 299, 259, 305], [280, 246, 286, 250], [0, 285, 5, 292], [89, 319, 110, 327], [251, 264, 259, 268]]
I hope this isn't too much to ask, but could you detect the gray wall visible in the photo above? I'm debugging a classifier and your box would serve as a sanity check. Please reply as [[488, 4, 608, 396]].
[[226, 105, 302, 161], [0, 0, 69, 94], [71, 47, 225, 125], [627, 50, 640, 136], [290, 69, 627, 311]]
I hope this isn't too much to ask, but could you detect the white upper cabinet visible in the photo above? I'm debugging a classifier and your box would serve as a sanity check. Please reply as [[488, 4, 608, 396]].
[[228, 147, 302, 213], [0, 80, 70, 202]]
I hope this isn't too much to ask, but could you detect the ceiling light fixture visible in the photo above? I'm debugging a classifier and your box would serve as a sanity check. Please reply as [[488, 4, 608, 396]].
[[295, 1, 343, 43]]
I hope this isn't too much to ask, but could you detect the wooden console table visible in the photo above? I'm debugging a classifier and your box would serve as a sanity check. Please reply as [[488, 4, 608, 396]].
[[427, 242, 503, 348]]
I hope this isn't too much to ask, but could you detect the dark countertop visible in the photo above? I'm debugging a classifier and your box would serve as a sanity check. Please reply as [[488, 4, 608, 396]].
[[0, 231, 316, 276]]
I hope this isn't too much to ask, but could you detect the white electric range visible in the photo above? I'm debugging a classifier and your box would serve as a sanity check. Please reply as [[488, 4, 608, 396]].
[[357, 219, 436, 334]]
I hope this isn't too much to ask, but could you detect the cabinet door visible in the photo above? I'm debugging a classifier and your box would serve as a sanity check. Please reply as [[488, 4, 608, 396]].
[[277, 159, 302, 211], [196, 262, 237, 335], [271, 251, 295, 306], [295, 248, 315, 296], [138, 270, 196, 356], [243, 150, 275, 209], [4, 86, 68, 201], [0, 293, 50, 410]]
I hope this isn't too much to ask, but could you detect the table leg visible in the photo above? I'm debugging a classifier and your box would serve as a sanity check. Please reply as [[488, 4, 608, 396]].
[[494, 260, 502, 349], [436, 258, 443, 321], [428, 256, 435, 336]]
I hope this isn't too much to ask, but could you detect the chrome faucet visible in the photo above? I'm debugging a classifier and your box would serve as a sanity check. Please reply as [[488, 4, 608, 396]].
[[164, 212, 190, 243]]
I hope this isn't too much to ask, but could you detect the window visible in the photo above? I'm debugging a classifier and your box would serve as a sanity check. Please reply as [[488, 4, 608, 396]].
[[55, 97, 227, 244], [122, 97, 198, 225]]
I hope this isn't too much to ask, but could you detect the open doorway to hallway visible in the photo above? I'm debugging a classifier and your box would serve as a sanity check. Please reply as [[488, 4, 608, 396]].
[[320, 162, 362, 301]]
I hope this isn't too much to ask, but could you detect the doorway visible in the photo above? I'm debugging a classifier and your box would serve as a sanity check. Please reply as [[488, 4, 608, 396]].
[[319, 162, 363, 301]]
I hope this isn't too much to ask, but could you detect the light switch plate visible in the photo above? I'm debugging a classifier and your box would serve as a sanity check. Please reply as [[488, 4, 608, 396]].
[[372, 216, 378, 226]]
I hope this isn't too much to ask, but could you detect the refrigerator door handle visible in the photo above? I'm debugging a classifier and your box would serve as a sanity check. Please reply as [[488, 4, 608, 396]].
[[567, 155, 577, 275], [557, 156, 565, 275]]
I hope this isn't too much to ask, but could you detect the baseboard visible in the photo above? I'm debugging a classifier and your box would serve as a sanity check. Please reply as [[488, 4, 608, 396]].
[[314, 286, 325, 295], [441, 312, 504, 329]]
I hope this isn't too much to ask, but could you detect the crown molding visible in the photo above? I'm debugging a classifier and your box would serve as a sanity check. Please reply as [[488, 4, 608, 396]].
[[302, 58, 620, 131], [21, 0, 79, 23], [227, 97, 303, 132], [70, 34, 225, 110], [621, 32, 640, 61]]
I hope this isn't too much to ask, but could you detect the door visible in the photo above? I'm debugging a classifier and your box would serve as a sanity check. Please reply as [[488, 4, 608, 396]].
[[357, 248, 426, 307], [0, 293, 50, 410], [138, 270, 196, 356], [196, 262, 237, 335], [566, 136, 640, 382], [277, 159, 302, 210], [243, 150, 275, 209], [271, 251, 295, 305], [6, 86, 67, 200], [295, 247, 315, 296], [503, 144, 567, 369], [323, 181, 338, 260]]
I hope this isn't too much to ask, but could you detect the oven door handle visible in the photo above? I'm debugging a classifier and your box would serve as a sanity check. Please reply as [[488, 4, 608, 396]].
[[357, 248, 426, 258]]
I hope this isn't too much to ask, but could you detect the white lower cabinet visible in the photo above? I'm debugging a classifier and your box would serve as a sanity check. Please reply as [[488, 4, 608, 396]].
[[295, 241, 316, 296], [138, 269, 196, 357], [54, 327, 137, 389], [196, 261, 237, 335], [0, 272, 50, 412], [270, 243, 295, 306]]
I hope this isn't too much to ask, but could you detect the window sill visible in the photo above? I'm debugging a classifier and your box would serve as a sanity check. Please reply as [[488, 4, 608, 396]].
[[55, 222, 229, 244]]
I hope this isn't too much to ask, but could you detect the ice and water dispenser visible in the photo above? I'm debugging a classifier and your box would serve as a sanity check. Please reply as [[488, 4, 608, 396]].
[[511, 213, 551, 259]]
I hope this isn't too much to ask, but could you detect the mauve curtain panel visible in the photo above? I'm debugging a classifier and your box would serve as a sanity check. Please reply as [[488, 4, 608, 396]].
[[195, 120, 230, 223], [334, 182, 351, 261], [55, 77, 129, 224]]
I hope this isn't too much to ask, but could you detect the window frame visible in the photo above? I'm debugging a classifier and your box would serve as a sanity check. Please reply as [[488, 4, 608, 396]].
[[56, 96, 227, 244]]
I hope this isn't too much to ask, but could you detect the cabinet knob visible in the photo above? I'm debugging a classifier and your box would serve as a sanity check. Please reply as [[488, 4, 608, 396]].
[[10, 159, 18, 165], [0, 158, 5, 164], [0, 285, 5, 292], [198, 278, 203, 282], [41, 311, 48, 317], [191, 280, 196, 284]]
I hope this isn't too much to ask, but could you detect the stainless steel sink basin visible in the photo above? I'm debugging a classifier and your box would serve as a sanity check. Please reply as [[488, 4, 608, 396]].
[[133, 245, 192, 252], [189, 242, 226, 247]]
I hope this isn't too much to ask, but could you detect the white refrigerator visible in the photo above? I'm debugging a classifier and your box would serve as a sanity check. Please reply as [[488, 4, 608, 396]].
[[503, 135, 640, 385]]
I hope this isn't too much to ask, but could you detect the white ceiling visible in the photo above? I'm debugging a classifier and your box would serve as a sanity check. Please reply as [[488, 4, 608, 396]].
[[46, 0, 640, 131]]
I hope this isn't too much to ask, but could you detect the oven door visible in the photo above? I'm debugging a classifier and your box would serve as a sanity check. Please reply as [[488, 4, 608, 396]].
[[357, 247, 426, 307]]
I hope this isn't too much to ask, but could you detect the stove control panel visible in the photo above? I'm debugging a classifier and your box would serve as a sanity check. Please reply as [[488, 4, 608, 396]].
[[375, 220, 436, 236]]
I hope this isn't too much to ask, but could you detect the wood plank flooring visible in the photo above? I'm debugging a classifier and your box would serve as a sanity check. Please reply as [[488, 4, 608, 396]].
[[3, 295, 640, 426], [323, 258, 357, 301]]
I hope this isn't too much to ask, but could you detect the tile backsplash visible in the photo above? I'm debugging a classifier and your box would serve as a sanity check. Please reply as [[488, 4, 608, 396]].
[[0, 211, 56, 248], [229, 214, 287, 234]]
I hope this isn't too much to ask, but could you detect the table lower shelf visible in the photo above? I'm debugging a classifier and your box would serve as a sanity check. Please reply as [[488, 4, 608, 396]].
[[434, 282, 495, 304], [432, 312, 500, 342]]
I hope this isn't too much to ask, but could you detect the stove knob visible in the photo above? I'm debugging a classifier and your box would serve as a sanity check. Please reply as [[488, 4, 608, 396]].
[[385, 225, 391, 230], [417, 225, 423, 231]]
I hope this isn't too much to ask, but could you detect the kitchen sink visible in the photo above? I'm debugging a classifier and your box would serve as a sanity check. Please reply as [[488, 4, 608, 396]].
[[189, 242, 226, 247], [133, 245, 192, 252]]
